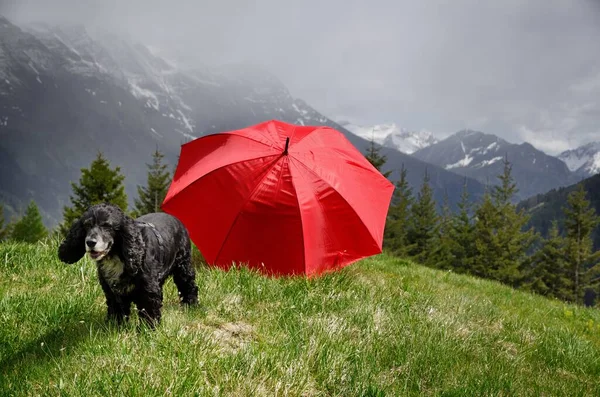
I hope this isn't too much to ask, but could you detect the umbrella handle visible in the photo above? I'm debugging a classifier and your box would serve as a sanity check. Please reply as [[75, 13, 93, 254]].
[[283, 137, 290, 155]]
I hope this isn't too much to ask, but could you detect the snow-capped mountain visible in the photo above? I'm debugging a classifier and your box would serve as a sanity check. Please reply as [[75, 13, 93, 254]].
[[339, 121, 437, 154], [558, 142, 600, 177], [23, 22, 339, 141], [412, 129, 579, 201], [0, 15, 487, 224]]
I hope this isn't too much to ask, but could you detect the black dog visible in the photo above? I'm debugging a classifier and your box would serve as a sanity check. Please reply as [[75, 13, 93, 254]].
[[58, 203, 198, 327]]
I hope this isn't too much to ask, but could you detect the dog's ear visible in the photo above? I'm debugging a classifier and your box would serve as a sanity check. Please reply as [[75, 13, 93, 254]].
[[58, 217, 86, 264], [120, 215, 144, 277]]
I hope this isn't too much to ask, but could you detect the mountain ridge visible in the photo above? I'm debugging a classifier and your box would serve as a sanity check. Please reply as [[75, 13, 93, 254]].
[[411, 129, 580, 201], [518, 172, 600, 248]]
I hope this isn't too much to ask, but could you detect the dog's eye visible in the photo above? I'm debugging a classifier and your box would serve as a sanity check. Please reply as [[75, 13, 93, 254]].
[[100, 222, 111, 228]]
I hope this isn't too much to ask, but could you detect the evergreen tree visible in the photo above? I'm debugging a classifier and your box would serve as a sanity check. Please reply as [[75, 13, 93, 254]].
[[491, 157, 537, 286], [429, 191, 454, 269], [60, 152, 128, 236], [493, 156, 518, 205], [525, 221, 571, 300], [10, 200, 47, 243], [472, 158, 536, 286], [472, 190, 500, 279], [384, 164, 413, 256], [563, 183, 600, 304], [364, 134, 392, 179], [448, 179, 475, 274], [406, 169, 438, 263], [133, 148, 172, 216]]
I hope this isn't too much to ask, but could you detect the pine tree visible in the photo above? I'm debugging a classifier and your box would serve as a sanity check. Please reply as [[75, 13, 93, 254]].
[[472, 190, 500, 279], [472, 158, 536, 286], [10, 200, 47, 243], [429, 191, 454, 269], [406, 169, 438, 263], [133, 148, 172, 217], [448, 179, 475, 274], [60, 152, 128, 236], [525, 221, 571, 300], [364, 134, 392, 179], [563, 183, 600, 304], [493, 156, 518, 205], [491, 157, 537, 286], [384, 164, 413, 256]]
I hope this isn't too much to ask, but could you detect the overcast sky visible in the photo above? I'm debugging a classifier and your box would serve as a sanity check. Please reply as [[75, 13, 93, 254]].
[[3, 0, 600, 154]]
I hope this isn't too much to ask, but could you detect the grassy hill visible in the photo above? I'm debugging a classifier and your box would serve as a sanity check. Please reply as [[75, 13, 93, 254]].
[[1, 240, 599, 396]]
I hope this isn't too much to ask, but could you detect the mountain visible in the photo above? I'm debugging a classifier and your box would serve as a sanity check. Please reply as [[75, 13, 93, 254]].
[[558, 142, 600, 178], [518, 173, 600, 249], [411, 129, 579, 201], [339, 121, 437, 154], [0, 16, 487, 227]]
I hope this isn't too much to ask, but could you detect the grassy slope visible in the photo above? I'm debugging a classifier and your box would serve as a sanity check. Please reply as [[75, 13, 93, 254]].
[[1, 241, 599, 396]]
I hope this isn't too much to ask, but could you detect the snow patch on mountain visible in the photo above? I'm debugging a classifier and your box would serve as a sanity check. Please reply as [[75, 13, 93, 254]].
[[339, 121, 437, 154], [129, 80, 160, 110], [176, 109, 195, 133], [475, 156, 504, 168], [483, 142, 499, 155], [561, 153, 589, 172], [586, 153, 600, 175], [558, 142, 600, 176], [446, 154, 474, 169]]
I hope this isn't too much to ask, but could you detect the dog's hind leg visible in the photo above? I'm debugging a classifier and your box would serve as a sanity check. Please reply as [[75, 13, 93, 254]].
[[135, 283, 163, 329], [172, 247, 199, 306]]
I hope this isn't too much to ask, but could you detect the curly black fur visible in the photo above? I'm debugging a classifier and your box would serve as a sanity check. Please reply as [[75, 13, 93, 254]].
[[58, 203, 199, 328]]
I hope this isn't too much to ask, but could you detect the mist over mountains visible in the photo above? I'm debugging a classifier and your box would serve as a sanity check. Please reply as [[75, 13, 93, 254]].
[[1, 12, 598, 229], [0, 16, 493, 227]]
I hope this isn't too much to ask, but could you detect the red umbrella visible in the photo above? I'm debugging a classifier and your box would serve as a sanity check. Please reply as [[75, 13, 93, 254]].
[[162, 119, 394, 276]]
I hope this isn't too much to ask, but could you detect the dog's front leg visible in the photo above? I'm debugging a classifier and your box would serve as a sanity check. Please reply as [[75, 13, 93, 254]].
[[100, 278, 131, 325]]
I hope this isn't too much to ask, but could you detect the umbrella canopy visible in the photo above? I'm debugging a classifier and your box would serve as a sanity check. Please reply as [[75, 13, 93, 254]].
[[162, 119, 394, 276]]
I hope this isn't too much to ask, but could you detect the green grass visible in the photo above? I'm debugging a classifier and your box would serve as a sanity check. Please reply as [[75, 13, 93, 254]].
[[1, 240, 600, 396]]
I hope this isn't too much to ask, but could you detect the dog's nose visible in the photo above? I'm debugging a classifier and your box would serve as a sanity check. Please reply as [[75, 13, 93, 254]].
[[86, 239, 97, 248]]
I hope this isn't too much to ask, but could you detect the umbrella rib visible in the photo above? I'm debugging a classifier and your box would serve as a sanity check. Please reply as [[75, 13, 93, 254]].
[[292, 146, 377, 174], [213, 154, 285, 265], [166, 153, 281, 203], [285, 125, 336, 148], [288, 156, 381, 249]]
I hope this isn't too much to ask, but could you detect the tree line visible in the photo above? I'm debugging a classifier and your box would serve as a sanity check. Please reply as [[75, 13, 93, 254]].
[[0, 148, 171, 244], [3, 139, 599, 306], [367, 141, 600, 306]]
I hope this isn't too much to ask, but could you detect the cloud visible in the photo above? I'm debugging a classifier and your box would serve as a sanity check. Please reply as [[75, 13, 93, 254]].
[[518, 126, 572, 155], [2, 0, 600, 151]]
